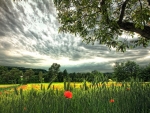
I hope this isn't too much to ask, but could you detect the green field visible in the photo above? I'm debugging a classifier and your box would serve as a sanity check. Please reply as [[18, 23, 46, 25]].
[[0, 81, 150, 113]]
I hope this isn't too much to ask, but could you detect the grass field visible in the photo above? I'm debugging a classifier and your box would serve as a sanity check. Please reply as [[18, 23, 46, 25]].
[[0, 81, 150, 113]]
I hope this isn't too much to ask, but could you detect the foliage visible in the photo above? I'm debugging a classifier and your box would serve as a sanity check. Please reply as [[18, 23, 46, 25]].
[[53, 0, 150, 52], [38, 71, 44, 83], [24, 69, 35, 83], [63, 69, 68, 80], [9, 68, 23, 84], [0, 65, 48, 84], [114, 61, 140, 81], [57, 72, 63, 82], [139, 63, 150, 81], [48, 63, 61, 81]]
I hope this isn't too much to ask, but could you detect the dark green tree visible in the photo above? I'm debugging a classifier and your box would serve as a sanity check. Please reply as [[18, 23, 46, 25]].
[[0, 66, 8, 75], [9, 68, 22, 84], [139, 63, 150, 81], [114, 61, 140, 81], [38, 71, 44, 83], [86, 72, 94, 82], [48, 63, 60, 81], [24, 69, 35, 83], [53, 0, 150, 52], [0, 66, 8, 83], [57, 71, 63, 82], [63, 69, 68, 80], [0, 71, 11, 84]]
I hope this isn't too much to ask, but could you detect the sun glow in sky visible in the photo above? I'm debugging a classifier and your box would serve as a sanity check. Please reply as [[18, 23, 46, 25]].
[[0, 0, 150, 72]]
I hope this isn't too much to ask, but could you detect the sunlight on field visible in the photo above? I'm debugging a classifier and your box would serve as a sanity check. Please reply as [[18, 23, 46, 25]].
[[0, 82, 123, 92], [27, 82, 86, 90], [0, 84, 18, 88]]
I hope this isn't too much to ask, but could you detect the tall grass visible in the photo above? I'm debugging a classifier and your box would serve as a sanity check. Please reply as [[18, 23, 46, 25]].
[[0, 81, 150, 113]]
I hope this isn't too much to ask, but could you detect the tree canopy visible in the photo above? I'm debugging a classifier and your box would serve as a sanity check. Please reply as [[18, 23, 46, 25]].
[[53, 0, 150, 52], [48, 63, 60, 81], [113, 61, 140, 81]]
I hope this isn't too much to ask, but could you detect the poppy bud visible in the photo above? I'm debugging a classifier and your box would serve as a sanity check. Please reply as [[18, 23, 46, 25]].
[[109, 99, 115, 103]]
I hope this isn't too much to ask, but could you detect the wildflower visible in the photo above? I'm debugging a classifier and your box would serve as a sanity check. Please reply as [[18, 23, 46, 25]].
[[4, 91, 9, 94], [23, 107, 27, 111], [20, 85, 27, 90], [64, 91, 72, 99], [109, 99, 115, 103], [126, 88, 130, 91], [0, 92, 2, 95]]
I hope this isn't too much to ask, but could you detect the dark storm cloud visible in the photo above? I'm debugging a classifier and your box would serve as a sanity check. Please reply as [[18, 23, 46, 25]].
[[138, 60, 150, 67], [71, 53, 82, 61], [63, 62, 113, 73], [0, 50, 44, 67], [0, 31, 5, 36], [0, 41, 12, 49]]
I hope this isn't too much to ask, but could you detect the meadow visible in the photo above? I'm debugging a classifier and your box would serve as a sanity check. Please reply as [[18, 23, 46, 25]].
[[0, 81, 150, 113]]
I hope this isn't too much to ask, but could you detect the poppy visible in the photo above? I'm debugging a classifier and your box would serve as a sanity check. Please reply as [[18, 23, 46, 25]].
[[64, 91, 72, 99], [109, 99, 115, 103]]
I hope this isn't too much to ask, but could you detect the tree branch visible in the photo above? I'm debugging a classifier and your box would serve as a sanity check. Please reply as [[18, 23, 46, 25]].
[[100, 0, 110, 24], [118, 0, 129, 24], [118, 22, 150, 40], [148, 0, 150, 5]]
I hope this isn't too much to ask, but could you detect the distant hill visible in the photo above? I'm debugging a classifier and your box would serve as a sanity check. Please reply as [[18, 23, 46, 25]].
[[1, 66, 48, 75]]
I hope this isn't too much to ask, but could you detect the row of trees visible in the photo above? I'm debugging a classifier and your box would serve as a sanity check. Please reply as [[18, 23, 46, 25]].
[[0, 61, 150, 84], [114, 61, 150, 81], [0, 63, 111, 84], [46, 62, 150, 82], [0, 67, 42, 84]]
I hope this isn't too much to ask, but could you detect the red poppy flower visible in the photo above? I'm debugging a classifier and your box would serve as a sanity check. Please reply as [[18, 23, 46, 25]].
[[109, 99, 115, 103], [64, 91, 72, 99]]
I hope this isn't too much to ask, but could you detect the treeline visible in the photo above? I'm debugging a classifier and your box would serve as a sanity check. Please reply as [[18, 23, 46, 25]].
[[114, 61, 150, 82], [0, 61, 150, 84], [0, 64, 112, 84], [0, 66, 48, 84]]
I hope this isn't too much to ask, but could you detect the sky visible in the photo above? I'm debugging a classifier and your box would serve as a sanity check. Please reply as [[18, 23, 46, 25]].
[[0, 0, 150, 73]]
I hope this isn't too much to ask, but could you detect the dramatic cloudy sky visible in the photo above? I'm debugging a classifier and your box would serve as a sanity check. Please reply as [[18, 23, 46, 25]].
[[0, 0, 150, 72]]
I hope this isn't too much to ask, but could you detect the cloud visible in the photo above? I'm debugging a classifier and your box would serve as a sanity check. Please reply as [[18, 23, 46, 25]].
[[0, 0, 149, 72]]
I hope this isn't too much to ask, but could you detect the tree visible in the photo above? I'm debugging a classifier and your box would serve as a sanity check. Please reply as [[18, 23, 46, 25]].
[[0, 66, 8, 75], [53, 0, 150, 52], [63, 69, 68, 80], [0, 66, 8, 83], [139, 63, 150, 81], [57, 71, 63, 82], [24, 69, 35, 83], [48, 63, 60, 81], [38, 71, 44, 83], [9, 68, 22, 84], [114, 61, 140, 81], [3, 71, 11, 84]]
